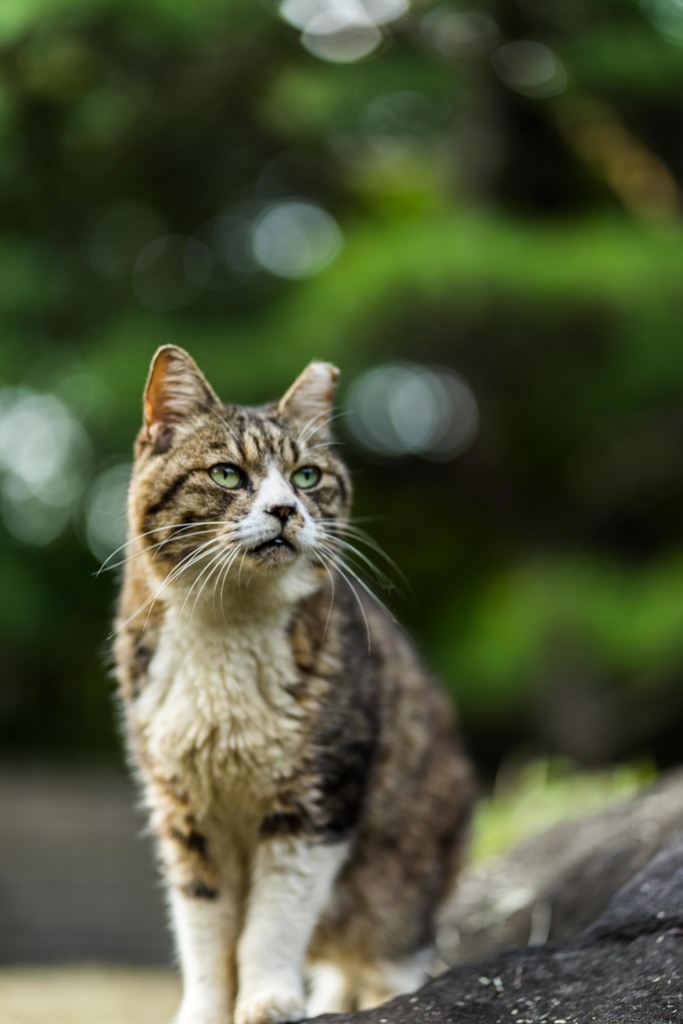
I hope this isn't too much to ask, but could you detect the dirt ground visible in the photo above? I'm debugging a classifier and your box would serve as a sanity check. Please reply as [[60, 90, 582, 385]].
[[0, 966, 181, 1024]]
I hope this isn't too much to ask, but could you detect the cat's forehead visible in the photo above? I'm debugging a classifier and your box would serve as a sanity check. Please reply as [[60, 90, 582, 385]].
[[211, 403, 309, 469]]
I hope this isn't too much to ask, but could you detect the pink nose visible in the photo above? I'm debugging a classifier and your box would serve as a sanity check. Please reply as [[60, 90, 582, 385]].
[[267, 504, 296, 523]]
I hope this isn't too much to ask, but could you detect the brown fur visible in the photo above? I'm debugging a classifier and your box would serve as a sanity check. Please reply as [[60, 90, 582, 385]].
[[113, 346, 472, 1021]]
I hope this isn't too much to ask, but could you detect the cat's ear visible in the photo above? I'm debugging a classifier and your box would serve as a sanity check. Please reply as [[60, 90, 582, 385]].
[[143, 345, 220, 448], [277, 362, 339, 435]]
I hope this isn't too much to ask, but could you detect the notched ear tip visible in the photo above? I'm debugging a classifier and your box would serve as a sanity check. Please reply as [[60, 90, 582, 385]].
[[302, 360, 340, 403], [311, 360, 340, 388], [277, 361, 341, 424]]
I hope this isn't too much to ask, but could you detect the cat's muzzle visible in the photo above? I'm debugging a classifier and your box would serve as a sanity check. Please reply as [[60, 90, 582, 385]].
[[248, 535, 296, 558]]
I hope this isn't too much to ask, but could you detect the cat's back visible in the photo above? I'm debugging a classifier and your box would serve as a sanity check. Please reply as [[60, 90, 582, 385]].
[[303, 588, 471, 963]]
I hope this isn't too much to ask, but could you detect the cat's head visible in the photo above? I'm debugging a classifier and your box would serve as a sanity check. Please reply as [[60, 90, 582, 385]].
[[128, 345, 351, 598]]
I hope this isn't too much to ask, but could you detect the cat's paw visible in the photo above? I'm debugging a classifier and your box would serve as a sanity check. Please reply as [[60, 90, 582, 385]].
[[234, 988, 306, 1024], [172, 1001, 230, 1024], [173, 1017, 227, 1024]]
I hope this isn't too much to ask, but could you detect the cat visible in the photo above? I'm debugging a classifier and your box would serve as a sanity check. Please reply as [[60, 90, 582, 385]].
[[113, 345, 472, 1024]]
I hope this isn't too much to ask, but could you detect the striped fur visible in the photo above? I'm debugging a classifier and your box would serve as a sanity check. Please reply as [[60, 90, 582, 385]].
[[113, 346, 472, 1024]]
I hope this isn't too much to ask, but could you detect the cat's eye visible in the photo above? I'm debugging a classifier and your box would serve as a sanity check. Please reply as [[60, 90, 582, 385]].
[[209, 464, 245, 490], [291, 466, 321, 490]]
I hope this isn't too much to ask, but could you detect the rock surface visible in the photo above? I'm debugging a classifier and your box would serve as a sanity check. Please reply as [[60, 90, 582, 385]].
[[439, 769, 683, 964], [319, 836, 683, 1024]]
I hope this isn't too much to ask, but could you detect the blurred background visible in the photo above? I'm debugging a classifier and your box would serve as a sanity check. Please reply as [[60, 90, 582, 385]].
[[1, 0, 683, 982]]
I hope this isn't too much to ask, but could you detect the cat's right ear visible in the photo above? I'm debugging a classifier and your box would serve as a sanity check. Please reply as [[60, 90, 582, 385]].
[[277, 362, 339, 437], [143, 345, 219, 450]]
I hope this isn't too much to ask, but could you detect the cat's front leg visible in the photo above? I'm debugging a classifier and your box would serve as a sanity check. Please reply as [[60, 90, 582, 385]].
[[157, 819, 240, 1024], [170, 886, 238, 1024], [234, 834, 347, 1024]]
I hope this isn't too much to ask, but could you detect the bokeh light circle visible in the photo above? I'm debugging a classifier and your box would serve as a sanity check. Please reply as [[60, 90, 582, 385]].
[[251, 200, 343, 278], [491, 40, 568, 98], [346, 362, 480, 460]]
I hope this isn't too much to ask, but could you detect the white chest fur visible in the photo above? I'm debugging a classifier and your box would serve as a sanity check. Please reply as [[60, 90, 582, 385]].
[[135, 602, 305, 819]]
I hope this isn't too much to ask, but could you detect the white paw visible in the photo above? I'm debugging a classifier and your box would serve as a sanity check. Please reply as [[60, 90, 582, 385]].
[[173, 1002, 230, 1024], [234, 988, 306, 1024], [173, 1018, 227, 1024]]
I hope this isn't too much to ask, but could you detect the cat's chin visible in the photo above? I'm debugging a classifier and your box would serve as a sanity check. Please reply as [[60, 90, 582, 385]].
[[246, 536, 299, 568]]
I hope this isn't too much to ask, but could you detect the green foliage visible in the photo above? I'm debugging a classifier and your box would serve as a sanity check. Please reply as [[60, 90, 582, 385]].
[[472, 758, 654, 862], [441, 554, 683, 705], [1, 0, 683, 770]]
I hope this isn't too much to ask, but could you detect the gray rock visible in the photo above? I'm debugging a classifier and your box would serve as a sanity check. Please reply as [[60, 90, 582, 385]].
[[316, 835, 683, 1024], [438, 769, 683, 964]]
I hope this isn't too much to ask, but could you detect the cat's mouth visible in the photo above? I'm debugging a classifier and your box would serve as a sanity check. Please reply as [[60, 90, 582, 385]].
[[248, 536, 296, 558]]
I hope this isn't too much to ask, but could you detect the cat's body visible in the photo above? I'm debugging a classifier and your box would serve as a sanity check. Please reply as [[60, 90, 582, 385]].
[[113, 347, 472, 1024]]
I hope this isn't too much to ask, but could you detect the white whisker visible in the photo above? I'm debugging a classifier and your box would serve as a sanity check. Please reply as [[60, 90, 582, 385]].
[[179, 540, 231, 622], [111, 533, 224, 637], [237, 549, 249, 591], [322, 535, 397, 593], [99, 526, 221, 575], [317, 540, 399, 636], [213, 545, 243, 621], [317, 521, 409, 596], [318, 556, 337, 644], [316, 546, 372, 650], [96, 520, 221, 576]]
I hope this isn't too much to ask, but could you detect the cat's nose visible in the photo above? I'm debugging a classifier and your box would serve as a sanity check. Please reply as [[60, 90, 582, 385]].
[[266, 503, 297, 523]]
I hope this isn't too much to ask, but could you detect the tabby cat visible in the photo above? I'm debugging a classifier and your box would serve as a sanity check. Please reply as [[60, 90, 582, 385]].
[[113, 346, 472, 1024]]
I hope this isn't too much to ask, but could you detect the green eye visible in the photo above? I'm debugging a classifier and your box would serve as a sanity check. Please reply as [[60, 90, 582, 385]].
[[292, 466, 321, 490], [210, 464, 244, 489]]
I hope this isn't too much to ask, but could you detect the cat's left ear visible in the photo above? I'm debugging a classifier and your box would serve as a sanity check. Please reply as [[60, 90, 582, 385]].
[[144, 345, 220, 449], [277, 362, 339, 435]]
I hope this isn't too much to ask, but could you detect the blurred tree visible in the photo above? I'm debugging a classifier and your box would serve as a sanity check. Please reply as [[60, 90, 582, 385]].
[[1, 0, 682, 771]]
